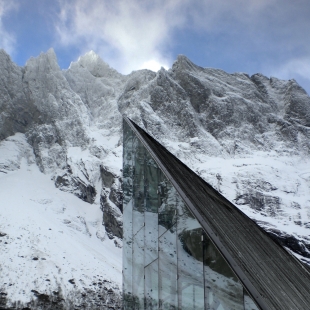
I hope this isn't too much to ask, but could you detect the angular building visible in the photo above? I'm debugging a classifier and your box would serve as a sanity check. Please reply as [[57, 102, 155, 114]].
[[122, 117, 310, 310]]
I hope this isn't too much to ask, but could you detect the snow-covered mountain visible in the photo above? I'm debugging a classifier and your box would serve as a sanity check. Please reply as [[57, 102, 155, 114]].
[[0, 49, 310, 308]]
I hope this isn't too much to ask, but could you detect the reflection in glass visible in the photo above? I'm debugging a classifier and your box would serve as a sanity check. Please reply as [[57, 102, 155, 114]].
[[123, 121, 134, 309], [145, 210, 158, 266], [123, 120, 134, 210], [133, 136, 145, 236], [145, 150, 160, 213], [203, 232, 243, 310], [144, 151, 159, 266], [145, 259, 159, 310], [133, 227, 145, 309], [123, 201, 133, 309], [177, 205, 204, 310], [159, 224, 177, 309], [244, 291, 259, 310], [158, 180, 179, 237]]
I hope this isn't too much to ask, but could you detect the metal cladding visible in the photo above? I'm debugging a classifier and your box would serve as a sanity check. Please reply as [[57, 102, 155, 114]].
[[122, 116, 310, 310]]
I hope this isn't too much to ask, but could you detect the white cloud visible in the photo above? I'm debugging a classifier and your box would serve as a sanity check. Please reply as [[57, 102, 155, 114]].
[[274, 58, 310, 80], [140, 59, 169, 72], [55, 0, 190, 73], [54, 0, 310, 76], [267, 57, 310, 94], [0, 0, 18, 55]]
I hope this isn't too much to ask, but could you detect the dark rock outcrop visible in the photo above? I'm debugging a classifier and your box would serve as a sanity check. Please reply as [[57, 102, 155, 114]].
[[100, 189, 122, 239], [267, 228, 310, 259], [55, 172, 96, 204], [100, 165, 115, 188]]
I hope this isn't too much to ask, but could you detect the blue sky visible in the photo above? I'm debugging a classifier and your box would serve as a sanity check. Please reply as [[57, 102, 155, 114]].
[[0, 0, 309, 94]]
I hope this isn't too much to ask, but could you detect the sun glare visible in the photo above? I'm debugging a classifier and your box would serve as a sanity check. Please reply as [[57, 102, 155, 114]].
[[140, 59, 170, 72]]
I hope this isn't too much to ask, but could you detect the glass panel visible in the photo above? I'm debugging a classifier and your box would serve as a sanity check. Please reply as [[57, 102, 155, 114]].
[[123, 201, 133, 309], [133, 227, 145, 309], [123, 120, 134, 309], [144, 151, 159, 266], [177, 205, 204, 310], [159, 224, 178, 310], [145, 210, 158, 266], [203, 232, 243, 310], [123, 120, 134, 210], [244, 290, 260, 310], [133, 136, 145, 236], [145, 149, 161, 213], [145, 259, 159, 310], [158, 179, 179, 237]]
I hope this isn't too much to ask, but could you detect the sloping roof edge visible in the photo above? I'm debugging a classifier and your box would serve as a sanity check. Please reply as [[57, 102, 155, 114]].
[[124, 116, 310, 310]]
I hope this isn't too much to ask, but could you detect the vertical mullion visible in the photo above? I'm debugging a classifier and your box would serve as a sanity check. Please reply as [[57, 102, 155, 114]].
[[203, 232, 206, 310], [144, 146, 146, 310], [176, 204, 180, 310]]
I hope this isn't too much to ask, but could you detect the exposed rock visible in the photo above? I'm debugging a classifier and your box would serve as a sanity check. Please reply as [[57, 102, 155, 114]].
[[100, 165, 115, 188], [0, 50, 37, 140], [267, 229, 310, 259], [55, 172, 96, 204], [100, 189, 123, 239], [26, 124, 66, 173], [234, 190, 281, 217], [109, 179, 123, 213], [0, 285, 122, 309]]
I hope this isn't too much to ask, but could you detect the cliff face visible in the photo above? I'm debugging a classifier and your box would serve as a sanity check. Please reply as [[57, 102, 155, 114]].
[[0, 49, 309, 307]]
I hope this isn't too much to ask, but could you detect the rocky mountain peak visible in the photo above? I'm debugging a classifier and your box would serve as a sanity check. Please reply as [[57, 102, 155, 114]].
[[72, 50, 122, 79], [0, 48, 13, 64], [172, 54, 202, 73], [25, 48, 60, 73]]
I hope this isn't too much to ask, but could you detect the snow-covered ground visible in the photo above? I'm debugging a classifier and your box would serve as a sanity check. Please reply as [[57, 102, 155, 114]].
[[0, 134, 122, 306]]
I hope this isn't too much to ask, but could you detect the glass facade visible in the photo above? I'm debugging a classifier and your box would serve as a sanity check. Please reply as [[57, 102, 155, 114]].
[[123, 119, 260, 310]]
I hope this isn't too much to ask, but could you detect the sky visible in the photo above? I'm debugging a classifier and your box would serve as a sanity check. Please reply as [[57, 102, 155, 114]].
[[0, 0, 309, 94]]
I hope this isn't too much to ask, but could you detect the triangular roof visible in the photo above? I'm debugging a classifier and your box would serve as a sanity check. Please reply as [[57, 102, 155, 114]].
[[125, 116, 310, 310]]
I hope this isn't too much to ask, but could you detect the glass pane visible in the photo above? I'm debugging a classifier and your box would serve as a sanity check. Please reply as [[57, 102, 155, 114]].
[[159, 224, 177, 309], [145, 149, 161, 213], [133, 227, 145, 309], [145, 210, 158, 266], [123, 120, 134, 309], [144, 150, 160, 266], [145, 259, 159, 310], [123, 120, 134, 210], [244, 290, 260, 310], [123, 201, 133, 308], [133, 136, 145, 236], [158, 179, 179, 237], [203, 232, 243, 310], [177, 206, 204, 310]]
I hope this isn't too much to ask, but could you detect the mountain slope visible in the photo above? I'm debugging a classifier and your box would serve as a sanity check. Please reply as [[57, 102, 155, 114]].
[[0, 133, 122, 309], [0, 49, 309, 307]]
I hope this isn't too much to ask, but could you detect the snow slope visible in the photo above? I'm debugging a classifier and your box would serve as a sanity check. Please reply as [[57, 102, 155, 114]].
[[0, 134, 121, 308]]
